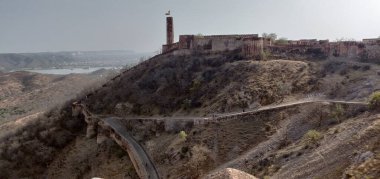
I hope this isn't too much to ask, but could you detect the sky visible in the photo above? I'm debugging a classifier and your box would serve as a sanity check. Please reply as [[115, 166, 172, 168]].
[[0, 0, 379, 53]]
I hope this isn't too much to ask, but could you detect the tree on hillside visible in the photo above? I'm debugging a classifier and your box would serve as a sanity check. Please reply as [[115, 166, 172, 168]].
[[262, 33, 277, 41], [275, 37, 289, 45]]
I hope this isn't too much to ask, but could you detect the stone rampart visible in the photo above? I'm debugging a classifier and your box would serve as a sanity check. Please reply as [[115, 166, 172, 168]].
[[118, 101, 368, 140]]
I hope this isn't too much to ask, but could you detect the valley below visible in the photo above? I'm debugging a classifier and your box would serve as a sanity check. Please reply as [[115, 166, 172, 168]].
[[0, 70, 116, 124]]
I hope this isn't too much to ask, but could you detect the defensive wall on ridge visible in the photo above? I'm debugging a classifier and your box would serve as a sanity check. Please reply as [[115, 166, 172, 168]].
[[163, 33, 380, 60], [73, 97, 367, 179], [117, 100, 368, 140], [162, 16, 380, 60], [268, 39, 380, 60], [163, 31, 269, 59]]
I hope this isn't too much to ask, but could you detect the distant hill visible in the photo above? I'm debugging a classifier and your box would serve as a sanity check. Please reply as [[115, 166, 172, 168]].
[[0, 50, 154, 71], [0, 70, 113, 123]]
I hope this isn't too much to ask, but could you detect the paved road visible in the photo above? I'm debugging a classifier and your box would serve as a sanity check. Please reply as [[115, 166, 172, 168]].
[[101, 117, 160, 179]]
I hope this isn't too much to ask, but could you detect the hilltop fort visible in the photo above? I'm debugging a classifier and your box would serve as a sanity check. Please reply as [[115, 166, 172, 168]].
[[162, 15, 380, 60], [1, 12, 380, 179]]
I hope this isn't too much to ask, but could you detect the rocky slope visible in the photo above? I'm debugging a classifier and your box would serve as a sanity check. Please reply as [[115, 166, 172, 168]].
[[0, 51, 379, 178]]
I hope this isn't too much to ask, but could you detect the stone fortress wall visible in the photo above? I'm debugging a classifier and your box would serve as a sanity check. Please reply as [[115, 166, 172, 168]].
[[165, 35, 380, 60], [162, 16, 380, 60], [270, 38, 380, 60], [164, 34, 269, 59]]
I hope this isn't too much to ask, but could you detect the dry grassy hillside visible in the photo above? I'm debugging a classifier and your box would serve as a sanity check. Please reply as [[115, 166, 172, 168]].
[[0, 70, 122, 178], [1, 51, 379, 179], [85, 52, 319, 116], [0, 71, 112, 123], [317, 58, 380, 100], [124, 102, 375, 179], [83, 54, 380, 118], [0, 102, 137, 179]]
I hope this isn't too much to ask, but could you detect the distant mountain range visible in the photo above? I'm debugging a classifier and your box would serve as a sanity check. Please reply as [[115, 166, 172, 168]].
[[0, 50, 154, 71]]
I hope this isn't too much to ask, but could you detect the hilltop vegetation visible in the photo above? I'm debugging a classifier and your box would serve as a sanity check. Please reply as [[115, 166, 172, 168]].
[[85, 52, 319, 116], [83, 52, 380, 118]]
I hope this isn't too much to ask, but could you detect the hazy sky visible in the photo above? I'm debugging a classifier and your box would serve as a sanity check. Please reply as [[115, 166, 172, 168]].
[[1, 0, 379, 53]]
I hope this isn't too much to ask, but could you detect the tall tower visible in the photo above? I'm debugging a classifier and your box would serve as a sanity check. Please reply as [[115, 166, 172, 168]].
[[166, 16, 174, 45]]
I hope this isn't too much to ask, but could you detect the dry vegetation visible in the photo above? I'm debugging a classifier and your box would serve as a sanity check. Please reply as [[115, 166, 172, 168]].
[[0, 102, 81, 178], [0, 70, 123, 178], [317, 58, 380, 100], [136, 102, 372, 179], [0, 71, 114, 124], [0, 96, 137, 179], [85, 52, 319, 117], [1, 50, 380, 178], [369, 91, 380, 110]]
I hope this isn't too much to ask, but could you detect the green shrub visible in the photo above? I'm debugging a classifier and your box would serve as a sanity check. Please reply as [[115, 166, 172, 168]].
[[179, 130, 187, 140], [303, 130, 323, 145], [369, 92, 380, 110]]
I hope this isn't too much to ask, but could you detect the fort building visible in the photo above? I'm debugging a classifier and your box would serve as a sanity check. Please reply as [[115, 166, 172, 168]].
[[162, 15, 268, 58], [162, 14, 380, 60]]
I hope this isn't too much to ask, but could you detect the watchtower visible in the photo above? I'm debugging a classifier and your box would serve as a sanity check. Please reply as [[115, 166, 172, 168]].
[[166, 11, 174, 45]]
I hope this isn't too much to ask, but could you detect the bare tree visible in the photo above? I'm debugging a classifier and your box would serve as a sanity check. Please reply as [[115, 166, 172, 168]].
[[262, 33, 277, 42]]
